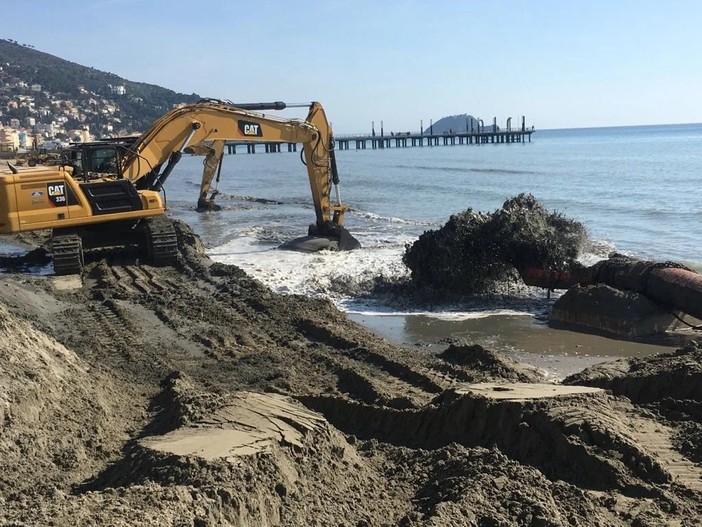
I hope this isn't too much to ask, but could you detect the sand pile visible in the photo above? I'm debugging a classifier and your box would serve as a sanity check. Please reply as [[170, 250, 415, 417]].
[[0, 298, 134, 501], [435, 342, 542, 383], [1, 221, 701, 526], [403, 194, 587, 298], [565, 340, 702, 402]]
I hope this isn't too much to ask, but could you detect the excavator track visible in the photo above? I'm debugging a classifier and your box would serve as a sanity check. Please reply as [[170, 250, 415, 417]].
[[143, 216, 178, 266], [52, 233, 84, 275]]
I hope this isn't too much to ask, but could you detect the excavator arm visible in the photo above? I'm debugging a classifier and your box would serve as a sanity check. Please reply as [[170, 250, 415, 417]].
[[183, 139, 226, 210], [119, 100, 349, 228]]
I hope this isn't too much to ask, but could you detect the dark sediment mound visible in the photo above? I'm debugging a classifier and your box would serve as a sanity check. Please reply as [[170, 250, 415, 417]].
[[403, 193, 587, 299], [382, 445, 621, 527], [173, 219, 207, 258], [436, 342, 542, 383]]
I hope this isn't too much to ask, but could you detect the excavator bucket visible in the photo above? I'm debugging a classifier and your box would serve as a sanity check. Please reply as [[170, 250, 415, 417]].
[[279, 222, 361, 252]]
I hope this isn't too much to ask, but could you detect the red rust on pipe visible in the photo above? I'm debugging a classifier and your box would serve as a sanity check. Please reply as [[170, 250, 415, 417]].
[[519, 267, 580, 289]]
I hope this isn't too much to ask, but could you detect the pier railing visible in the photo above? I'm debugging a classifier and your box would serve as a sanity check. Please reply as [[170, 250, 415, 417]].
[[225, 128, 534, 154], [333, 129, 534, 150]]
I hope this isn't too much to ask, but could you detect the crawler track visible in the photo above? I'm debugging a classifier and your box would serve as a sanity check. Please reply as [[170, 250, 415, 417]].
[[144, 217, 178, 266], [52, 233, 84, 275]]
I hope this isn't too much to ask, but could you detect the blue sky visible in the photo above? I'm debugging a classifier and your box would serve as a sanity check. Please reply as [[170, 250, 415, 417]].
[[4, 1, 702, 132]]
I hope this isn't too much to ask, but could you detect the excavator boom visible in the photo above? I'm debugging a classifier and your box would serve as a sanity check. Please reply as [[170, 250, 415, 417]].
[[118, 99, 349, 228]]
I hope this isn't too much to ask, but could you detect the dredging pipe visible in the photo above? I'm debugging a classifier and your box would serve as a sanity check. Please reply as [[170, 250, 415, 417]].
[[520, 257, 702, 320]]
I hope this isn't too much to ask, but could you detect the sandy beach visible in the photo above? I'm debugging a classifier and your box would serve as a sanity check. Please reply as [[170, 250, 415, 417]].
[[0, 222, 700, 526]]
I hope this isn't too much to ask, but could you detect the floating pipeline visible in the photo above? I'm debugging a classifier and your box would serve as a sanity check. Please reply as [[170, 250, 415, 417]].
[[403, 193, 587, 297], [585, 257, 702, 321]]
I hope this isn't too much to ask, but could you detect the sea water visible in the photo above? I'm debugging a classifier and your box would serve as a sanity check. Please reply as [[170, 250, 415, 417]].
[[167, 123, 701, 281], [160, 123, 702, 368]]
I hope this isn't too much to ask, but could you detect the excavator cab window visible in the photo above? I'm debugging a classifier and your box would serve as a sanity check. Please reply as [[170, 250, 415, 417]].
[[62, 145, 122, 180], [90, 147, 120, 176], [61, 148, 84, 178]]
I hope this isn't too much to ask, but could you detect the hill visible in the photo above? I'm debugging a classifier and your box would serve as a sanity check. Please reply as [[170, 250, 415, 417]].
[[0, 38, 200, 136], [429, 113, 481, 134]]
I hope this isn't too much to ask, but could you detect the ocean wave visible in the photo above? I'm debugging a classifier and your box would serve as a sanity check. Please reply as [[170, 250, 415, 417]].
[[352, 209, 440, 227], [208, 234, 563, 319], [393, 164, 539, 175], [209, 242, 410, 303]]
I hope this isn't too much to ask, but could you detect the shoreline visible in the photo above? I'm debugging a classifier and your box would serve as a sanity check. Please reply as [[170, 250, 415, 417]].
[[347, 311, 678, 380], [0, 231, 687, 382]]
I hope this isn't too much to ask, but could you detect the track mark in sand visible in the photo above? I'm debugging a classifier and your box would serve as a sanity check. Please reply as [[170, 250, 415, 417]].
[[122, 266, 167, 294], [104, 266, 138, 296], [104, 264, 175, 297], [138, 266, 183, 290], [87, 300, 142, 354], [297, 319, 443, 403], [308, 350, 431, 408], [348, 347, 444, 395], [621, 405, 702, 492]]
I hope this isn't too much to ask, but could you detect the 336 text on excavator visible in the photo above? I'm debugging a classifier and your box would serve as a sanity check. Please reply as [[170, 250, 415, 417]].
[[47, 182, 67, 207]]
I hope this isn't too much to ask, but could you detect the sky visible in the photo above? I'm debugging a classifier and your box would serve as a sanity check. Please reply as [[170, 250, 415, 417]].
[[3, 0, 702, 133]]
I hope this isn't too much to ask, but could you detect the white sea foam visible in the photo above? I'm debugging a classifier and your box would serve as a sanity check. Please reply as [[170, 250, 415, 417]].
[[353, 209, 439, 227], [208, 238, 410, 304], [208, 234, 553, 321], [344, 308, 533, 320]]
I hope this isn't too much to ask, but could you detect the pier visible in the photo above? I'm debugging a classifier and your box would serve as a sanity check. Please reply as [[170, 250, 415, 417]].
[[225, 116, 534, 154], [334, 128, 533, 151]]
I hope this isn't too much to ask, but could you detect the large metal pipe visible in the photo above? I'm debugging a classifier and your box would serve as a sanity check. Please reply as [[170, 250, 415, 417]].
[[231, 101, 287, 111], [647, 267, 702, 320], [520, 258, 702, 320]]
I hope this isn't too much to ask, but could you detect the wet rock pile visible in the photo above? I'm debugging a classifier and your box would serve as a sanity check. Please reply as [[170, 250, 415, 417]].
[[403, 194, 587, 297]]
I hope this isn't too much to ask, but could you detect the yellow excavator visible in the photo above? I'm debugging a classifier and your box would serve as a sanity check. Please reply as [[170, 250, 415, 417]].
[[15, 149, 62, 167], [0, 100, 360, 275]]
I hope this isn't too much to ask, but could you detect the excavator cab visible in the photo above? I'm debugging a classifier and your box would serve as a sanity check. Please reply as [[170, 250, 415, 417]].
[[62, 142, 127, 180], [89, 147, 120, 175]]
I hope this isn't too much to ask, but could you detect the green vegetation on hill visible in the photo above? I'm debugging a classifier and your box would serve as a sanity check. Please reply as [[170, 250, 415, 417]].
[[0, 38, 200, 133]]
